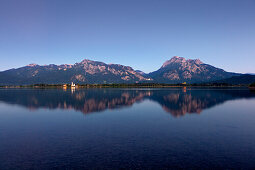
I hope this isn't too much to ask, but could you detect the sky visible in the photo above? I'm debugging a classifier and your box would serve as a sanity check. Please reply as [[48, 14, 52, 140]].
[[0, 0, 254, 73]]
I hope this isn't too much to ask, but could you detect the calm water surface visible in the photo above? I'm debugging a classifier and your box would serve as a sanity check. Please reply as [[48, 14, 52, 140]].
[[0, 88, 255, 169]]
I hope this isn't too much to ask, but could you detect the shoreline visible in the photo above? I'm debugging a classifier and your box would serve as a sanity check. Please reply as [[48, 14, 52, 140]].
[[0, 84, 250, 89]]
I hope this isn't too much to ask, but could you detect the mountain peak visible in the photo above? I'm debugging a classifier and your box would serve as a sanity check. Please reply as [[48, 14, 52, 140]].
[[149, 56, 237, 83], [80, 59, 94, 64], [27, 63, 39, 67], [170, 56, 186, 62], [161, 56, 204, 68], [172, 56, 181, 59], [161, 56, 186, 68]]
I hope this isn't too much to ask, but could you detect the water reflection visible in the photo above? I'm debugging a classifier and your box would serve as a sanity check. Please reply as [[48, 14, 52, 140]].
[[0, 88, 254, 117]]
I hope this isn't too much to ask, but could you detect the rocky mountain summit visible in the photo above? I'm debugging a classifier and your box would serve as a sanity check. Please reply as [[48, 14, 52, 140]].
[[149, 56, 238, 83]]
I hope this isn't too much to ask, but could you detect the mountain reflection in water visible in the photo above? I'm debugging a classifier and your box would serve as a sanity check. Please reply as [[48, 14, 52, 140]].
[[0, 88, 254, 117]]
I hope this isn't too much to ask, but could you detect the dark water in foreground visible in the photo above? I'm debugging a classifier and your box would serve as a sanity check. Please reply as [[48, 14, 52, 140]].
[[0, 88, 255, 169]]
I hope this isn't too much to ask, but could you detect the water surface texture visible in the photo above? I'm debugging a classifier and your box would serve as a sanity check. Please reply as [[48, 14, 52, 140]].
[[0, 88, 255, 169]]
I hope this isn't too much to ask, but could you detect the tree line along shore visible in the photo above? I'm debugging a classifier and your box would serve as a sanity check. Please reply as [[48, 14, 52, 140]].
[[0, 82, 255, 89]]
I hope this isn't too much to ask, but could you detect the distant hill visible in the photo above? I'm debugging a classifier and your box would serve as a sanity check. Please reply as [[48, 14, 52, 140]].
[[148, 56, 239, 83], [209, 74, 255, 85]]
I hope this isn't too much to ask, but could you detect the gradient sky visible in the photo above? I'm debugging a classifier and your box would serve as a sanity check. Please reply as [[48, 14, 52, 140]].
[[0, 0, 254, 73]]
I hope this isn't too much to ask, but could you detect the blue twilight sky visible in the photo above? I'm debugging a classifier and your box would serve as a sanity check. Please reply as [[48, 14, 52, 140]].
[[0, 0, 254, 73]]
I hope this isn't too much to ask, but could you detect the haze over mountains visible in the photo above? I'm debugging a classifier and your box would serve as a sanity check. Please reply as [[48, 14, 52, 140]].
[[0, 56, 252, 85]]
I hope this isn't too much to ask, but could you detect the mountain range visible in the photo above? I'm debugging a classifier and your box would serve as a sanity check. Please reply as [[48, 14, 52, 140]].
[[0, 56, 253, 85]]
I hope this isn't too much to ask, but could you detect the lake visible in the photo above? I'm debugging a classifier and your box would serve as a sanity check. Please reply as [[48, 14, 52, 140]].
[[0, 87, 255, 169]]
